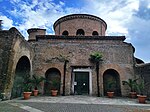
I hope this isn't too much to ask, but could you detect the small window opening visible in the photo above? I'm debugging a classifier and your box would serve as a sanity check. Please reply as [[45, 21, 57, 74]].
[[76, 29, 85, 36], [92, 31, 99, 36], [62, 30, 69, 36]]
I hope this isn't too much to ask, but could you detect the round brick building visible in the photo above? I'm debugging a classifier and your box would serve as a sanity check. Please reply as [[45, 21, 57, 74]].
[[54, 14, 107, 36]]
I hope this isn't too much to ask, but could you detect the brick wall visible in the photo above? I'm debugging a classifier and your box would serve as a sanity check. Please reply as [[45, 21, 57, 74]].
[[31, 35, 135, 96], [0, 30, 13, 95]]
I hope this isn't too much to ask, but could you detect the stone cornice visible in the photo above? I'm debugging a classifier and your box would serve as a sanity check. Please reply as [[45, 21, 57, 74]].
[[27, 28, 46, 34], [36, 35, 125, 41], [53, 14, 107, 30]]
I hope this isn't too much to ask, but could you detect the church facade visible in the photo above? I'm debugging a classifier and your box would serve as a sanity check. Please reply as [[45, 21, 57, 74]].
[[0, 14, 149, 99]]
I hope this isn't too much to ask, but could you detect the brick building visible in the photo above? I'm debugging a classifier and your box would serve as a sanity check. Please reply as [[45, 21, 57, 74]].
[[0, 14, 149, 99]]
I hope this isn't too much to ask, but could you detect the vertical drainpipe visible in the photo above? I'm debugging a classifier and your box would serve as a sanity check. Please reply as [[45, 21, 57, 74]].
[[62, 60, 69, 96]]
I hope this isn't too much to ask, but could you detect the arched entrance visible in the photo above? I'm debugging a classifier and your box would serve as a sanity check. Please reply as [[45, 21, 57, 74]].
[[44, 68, 61, 95], [103, 69, 121, 96], [11, 56, 31, 99]]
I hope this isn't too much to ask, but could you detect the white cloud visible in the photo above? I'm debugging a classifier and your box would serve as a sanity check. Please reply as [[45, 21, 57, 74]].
[[148, 3, 150, 8], [8, 1, 67, 39], [10, 0, 21, 4], [59, 1, 65, 6], [82, 0, 139, 36], [0, 16, 14, 29], [7, 0, 86, 39]]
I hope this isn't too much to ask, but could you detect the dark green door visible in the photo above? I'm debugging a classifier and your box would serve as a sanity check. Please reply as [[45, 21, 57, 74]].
[[74, 72, 89, 95]]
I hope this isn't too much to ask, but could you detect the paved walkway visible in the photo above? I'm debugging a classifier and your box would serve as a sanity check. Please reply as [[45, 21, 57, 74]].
[[1, 96, 150, 112]]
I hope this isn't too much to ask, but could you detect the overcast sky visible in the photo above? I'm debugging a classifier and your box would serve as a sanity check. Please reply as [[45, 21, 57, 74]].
[[0, 0, 150, 63]]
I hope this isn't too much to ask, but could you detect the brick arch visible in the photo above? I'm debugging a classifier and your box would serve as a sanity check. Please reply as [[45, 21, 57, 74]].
[[11, 55, 31, 99], [1, 28, 33, 100], [101, 65, 123, 78], [11, 35, 33, 79], [44, 68, 61, 95], [14, 55, 31, 71], [103, 69, 121, 96]]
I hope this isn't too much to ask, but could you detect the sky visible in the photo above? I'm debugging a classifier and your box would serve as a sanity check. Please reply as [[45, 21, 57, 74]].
[[0, 0, 150, 63]]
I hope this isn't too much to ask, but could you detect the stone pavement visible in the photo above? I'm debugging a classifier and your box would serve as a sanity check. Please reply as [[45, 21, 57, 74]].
[[1, 95, 150, 112]]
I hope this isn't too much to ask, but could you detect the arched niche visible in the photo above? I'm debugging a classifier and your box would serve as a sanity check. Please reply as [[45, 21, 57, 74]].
[[103, 69, 121, 96], [44, 68, 61, 95]]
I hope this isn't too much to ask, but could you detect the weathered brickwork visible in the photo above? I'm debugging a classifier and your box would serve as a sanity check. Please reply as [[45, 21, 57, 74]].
[[0, 28, 33, 99], [0, 14, 149, 99], [0, 30, 13, 95], [30, 36, 135, 96]]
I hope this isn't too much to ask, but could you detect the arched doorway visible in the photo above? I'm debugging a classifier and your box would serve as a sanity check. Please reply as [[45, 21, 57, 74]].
[[44, 68, 61, 95], [11, 56, 31, 99], [103, 69, 121, 96]]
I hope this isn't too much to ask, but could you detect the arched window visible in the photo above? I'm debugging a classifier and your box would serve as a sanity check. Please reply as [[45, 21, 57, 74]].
[[92, 31, 99, 36], [76, 29, 85, 36], [62, 30, 69, 36]]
